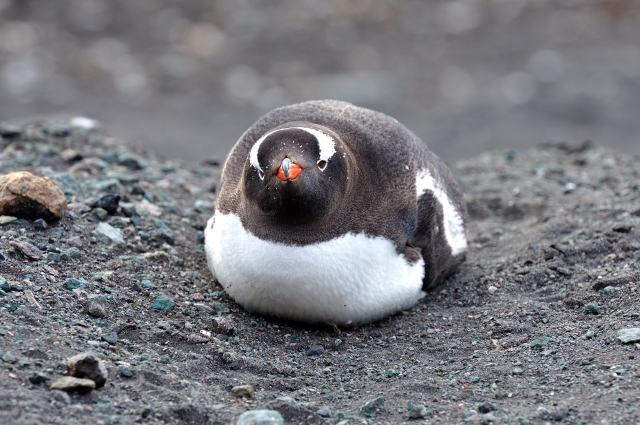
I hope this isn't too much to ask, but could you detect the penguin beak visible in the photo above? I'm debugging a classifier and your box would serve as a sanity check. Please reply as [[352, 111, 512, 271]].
[[276, 157, 303, 181]]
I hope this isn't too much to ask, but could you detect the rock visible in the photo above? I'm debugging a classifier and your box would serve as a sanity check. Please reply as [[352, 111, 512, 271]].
[[0, 215, 18, 225], [583, 303, 601, 315], [316, 406, 331, 417], [33, 218, 47, 229], [0, 122, 22, 138], [0, 171, 67, 221], [307, 345, 324, 356], [236, 410, 284, 425], [193, 303, 213, 314], [513, 367, 524, 376], [60, 148, 82, 162], [29, 372, 50, 384], [212, 316, 236, 335], [86, 302, 106, 318], [92, 223, 124, 244], [118, 363, 134, 378], [101, 331, 118, 345], [65, 278, 88, 290], [187, 334, 210, 343], [617, 328, 640, 343], [91, 194, 121, 215], [530, 337, 550, 349], [152, 294, 175, 310], [10, 240, 42, 261], [582, 330, 596, 340], [49, 389, 71, 405], [231, 384, 255, 398], [49, 376, 96, 393], [67, 351, 108, 388], [360, 396, 384, 414], [407, 404, 428, 419], [92, 208, 108, 220]]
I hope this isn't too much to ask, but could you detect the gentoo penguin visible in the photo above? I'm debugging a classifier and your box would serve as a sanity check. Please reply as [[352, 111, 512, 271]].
[[205, 100, 467, 326]]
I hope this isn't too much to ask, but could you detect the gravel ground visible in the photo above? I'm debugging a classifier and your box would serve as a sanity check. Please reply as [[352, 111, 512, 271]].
[[1, 120, 640, 424]]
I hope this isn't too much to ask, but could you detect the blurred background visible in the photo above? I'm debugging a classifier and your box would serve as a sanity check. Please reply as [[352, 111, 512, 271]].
[[0, 0, 639, 163]]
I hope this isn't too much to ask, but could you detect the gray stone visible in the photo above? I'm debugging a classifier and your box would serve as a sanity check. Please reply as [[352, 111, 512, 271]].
[[101, 332, 118, 345], [530, 337, 550, 349], [316, 406, 331, 418], [49, 389, 71, 405], [65, 277, 88, 290], [236, 410, 284, 425], [617, 328, 640, 343], [118, 363, 134, 378], [86, 302, 106, 318], [408, 404, 428, 419], [194, 303, 213, 314], [307, 345, 324, 356], [92, 223, 124, 244], [67, 351, 108, 388]]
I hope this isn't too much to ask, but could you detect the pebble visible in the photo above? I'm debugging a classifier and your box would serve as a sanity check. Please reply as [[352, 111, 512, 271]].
[[212, 316, 236, 335], [0, 171, 67, 221], [91, 194, 121, 215], [603, 286, 615, 294], [152, 294, 175, 310], [67, 351, 109, 388], [617, 328, 640, 343], [407, 404, 428, 419], [360, 396, 384, 414], [316, 406, 332, 417], [10, 240, 42, 261], [118, 363, 134, 378], [65, 278, 88, 290], [33, 218, 48, 229], [49, 376, 96, 393], [583, 303, 601, 315], [194, 303, 214, 314], [92, 223, 124, 244], [191, 292, 205, 301], [469, 376, 480, 384], [232, 384, 255, 399], [86, 302, 107, 318], [29, 372, 50, 385], [101, 331, 118, 345], [92, 208, 109, 220], [0, 215, 18, 225], [530, 337, 550, 349], [582, 330, 596, 340], [307, 345, 324, 356], [512, 367, 524, 376], [236, 410, 284, 425], [49, 389, 71, 406], [187, 334, 210, 343]]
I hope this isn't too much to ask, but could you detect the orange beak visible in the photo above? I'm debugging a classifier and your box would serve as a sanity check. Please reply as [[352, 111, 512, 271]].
[[277, 158, 303, 181]]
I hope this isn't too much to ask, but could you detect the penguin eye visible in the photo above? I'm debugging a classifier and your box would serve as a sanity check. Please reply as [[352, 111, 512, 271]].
[[317, 160, 327, 171], [258, 170, 265, 179]]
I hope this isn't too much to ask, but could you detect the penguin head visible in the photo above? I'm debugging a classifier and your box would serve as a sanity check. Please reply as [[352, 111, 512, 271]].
[[243, 125, 348, 222]]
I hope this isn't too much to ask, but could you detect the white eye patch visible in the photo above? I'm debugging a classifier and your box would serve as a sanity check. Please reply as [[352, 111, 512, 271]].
[[249, 126, 336, 172]]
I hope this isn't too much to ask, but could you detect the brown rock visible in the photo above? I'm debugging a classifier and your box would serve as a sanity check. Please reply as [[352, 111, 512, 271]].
[[231, 384, 254, 398], [49, 376, 96, 393], [0, 171, 67, 221], [212, 316, 236, 335], [67, 352, 108, 388], [10, 240, 42, 261]]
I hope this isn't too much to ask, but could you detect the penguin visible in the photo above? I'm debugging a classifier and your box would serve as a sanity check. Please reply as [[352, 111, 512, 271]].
[[205, 100, 467, 326]]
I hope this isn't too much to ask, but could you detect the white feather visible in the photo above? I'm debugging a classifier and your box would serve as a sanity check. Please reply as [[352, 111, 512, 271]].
[[205, 211, 425, 325], [416, 169, 467, 256]]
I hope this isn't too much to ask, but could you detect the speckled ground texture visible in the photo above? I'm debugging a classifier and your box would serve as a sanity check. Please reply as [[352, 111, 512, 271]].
[[0, 121, 639, 424]]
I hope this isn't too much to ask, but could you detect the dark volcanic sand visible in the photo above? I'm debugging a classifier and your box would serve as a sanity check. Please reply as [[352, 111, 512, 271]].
[[0, 121, 639, 424]]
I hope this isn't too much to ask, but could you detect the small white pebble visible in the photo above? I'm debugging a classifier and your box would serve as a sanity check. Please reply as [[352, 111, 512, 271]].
[[488, 285, 498, 294]]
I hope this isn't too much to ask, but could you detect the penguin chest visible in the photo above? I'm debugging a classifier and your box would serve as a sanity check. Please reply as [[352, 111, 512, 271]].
[[205, 211, 425, 325]]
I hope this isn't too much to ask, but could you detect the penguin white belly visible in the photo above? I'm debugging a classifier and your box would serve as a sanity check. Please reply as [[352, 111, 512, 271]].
[[205, 211, 425, 325]]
